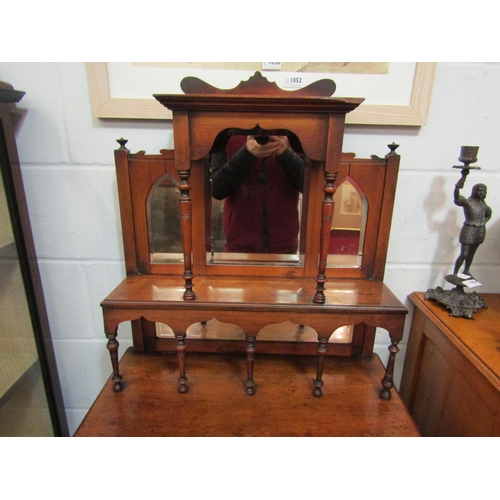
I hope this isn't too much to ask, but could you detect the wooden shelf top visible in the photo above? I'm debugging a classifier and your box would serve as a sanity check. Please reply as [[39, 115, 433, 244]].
[[75, 348, 418, 437], [410, 292, 500, 389], [102, 275, 407, 315]]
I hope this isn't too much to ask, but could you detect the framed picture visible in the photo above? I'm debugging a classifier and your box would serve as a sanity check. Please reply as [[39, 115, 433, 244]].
[[86, 62, 436, 126]]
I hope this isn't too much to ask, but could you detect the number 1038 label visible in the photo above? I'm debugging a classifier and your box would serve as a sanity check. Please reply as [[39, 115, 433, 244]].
[[284, 76, 303, 88]]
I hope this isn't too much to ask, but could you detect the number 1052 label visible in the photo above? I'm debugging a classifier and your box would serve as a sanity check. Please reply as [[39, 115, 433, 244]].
[[283, 76, 303, 88]]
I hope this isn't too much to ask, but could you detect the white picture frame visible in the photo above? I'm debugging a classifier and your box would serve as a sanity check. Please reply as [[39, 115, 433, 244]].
[[86, 62, 436, 126]]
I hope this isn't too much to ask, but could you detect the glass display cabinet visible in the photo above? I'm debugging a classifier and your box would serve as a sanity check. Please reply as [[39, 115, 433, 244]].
[[101, 72, 407, 399], [0, 82, 67, 436]]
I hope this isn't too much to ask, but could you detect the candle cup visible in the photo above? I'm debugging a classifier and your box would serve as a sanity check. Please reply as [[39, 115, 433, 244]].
[[458, 146, 479, 167], [453, 146, 480, 171]]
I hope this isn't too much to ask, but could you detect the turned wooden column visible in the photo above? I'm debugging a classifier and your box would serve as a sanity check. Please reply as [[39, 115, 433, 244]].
[[313, 338, 329, 397], [178, 168, 195, 300], [314, 171, 337, 304], [176, 334, 189, 393], [380, 339, 400, 400], [105, 327, 123, 392], [245, 336, 257, 395]]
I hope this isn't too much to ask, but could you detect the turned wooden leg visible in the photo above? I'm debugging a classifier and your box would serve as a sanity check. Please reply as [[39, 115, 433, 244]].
[[176, 334, 189, 394], [380, 340, 400, 400], [245, 336, 256, 395], [313, 338, 328, 397], [106, 328, 123, 392]]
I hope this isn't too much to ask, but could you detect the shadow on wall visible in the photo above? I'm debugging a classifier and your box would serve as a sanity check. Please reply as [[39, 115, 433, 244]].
[[423, 176, 461, 287], [477, 216, 500, 279]]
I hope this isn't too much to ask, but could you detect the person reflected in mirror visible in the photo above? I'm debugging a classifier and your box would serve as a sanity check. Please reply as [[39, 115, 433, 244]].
[[210, 133, 304, 253], [452, 176, 492, 278]]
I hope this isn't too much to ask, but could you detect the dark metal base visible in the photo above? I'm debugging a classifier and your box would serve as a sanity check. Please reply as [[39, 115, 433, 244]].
[[425, 284, 487, 320]]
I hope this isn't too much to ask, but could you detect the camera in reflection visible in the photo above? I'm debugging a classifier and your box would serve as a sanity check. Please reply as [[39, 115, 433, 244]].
[[255, 135, 270, 145]]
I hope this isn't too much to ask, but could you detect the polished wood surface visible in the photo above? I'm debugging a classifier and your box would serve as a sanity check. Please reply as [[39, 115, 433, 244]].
[[75, 348, 419, 437], [102, 276, 407, 397], [179, 71, 337, 97], [115, 146, 400, 281], [155, 72, 364, 296], [103, 275, 405, 311], [400, 292, 500, 436], [103, 73, 406, 405], [102, 276, 407, 343]]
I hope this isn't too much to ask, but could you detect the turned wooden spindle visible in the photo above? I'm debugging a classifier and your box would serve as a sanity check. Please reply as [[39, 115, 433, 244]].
[[314, 171, 338, 304], [380, 340, 400, 400], [176, 334, 189, 393], [178, 169, 195, 300], [313, 338, 329, 397], [245, 336, 257, 395], [106, 329, 123, 392]]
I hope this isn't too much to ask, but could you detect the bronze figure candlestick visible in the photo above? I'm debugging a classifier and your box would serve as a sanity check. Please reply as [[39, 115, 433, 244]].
[[426, 146, 491, 319]]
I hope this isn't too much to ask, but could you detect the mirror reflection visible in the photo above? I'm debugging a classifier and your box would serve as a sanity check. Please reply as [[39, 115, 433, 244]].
[[145, 133, 368, 269], [327, 178, 367, 268], [148, 174, 183, 262], [208, 128, 306, 265]]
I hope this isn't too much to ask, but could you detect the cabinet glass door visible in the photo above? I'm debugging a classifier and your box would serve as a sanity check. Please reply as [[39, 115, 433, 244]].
[[0, 112, 66, 436]]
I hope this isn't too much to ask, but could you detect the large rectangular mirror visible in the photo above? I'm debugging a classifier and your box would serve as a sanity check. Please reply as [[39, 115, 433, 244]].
[[206, 128, 307, 267]]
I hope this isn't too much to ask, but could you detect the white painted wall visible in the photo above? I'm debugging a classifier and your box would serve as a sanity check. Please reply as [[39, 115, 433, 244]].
[[1, 62, 499, 436]]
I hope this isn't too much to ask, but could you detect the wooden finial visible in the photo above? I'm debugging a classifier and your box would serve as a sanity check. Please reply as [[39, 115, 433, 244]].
[[116, 138, 129, 150], [386, 142, 400, 157]]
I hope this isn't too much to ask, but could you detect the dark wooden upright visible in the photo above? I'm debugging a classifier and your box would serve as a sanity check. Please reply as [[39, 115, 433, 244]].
[[101, 72, 407, 402], [0, 82, 68, 435]]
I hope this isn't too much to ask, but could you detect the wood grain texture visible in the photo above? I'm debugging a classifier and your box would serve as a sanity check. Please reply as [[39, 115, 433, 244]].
[[75, 348, 419, 437], [102, 75, 405, 402], [180, 71, 337, 97], [400, 292, 500, 436], [101, 276, 407, 338]]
